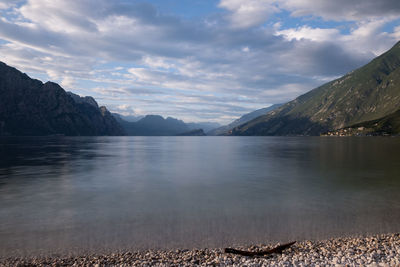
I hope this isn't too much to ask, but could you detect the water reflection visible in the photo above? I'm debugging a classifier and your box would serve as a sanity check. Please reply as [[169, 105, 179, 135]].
[[0, 136, 400, 256]]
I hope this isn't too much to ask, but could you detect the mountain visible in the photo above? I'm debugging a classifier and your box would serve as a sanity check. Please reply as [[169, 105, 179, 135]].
[[112, 113, 144, 122], [116, 115, 191, 136], [323, 109, 400, 136], [186, 122, 221, 133], [0, 61, 124, 136], [177, 129, 206, 136], [232, 41, 400, 136], [207, 104, 282, 135], [67, 92, 99, 108], [113, 113, 220, 136]]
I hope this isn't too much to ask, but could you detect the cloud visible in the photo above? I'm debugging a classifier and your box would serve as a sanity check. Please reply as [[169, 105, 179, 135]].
[[280, 0, 400, 21], [277, 26, 340, 42], [0, 0, 399, 123], [276, 19, 397, 59], [60, 76, 75, 88], [218, 0, 279, 29], [0, 0, 21, 10]]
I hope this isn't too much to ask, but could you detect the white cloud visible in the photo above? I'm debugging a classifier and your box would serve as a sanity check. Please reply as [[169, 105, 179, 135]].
[[60, 76, 75, 88], [276, 26, 340, 42], [242, 46, 250, 52], [218, 0, 278, 29], [342, 19, 400, 55], [276, 19, 398, 62], [142, 56, 175, 70], [391, 25, 400, 40], [19, 0, 98, 33], [116, 104, 131, 111]]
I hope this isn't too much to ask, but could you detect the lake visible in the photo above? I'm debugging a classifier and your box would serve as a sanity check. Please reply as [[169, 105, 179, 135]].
[[1, 136, 400, 256]]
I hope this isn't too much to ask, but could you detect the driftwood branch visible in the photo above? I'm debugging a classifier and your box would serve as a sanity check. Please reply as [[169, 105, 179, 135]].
[[224, 241, 296, 257]]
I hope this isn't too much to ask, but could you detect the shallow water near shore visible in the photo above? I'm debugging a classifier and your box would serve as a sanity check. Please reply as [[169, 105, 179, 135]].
[[0, 136, 400, 256]]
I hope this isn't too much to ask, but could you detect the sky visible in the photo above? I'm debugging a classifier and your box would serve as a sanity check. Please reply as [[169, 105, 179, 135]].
[[1, 0, 400, 124]]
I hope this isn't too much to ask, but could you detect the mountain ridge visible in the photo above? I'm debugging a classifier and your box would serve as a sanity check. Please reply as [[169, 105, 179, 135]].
[[113, 113, 221, 136], [115, 114, 190, 136], [207, 104, 283, 135], [323, 108, 400, 136], [0, 61, 124, 136], [232, 41, 400, 136]]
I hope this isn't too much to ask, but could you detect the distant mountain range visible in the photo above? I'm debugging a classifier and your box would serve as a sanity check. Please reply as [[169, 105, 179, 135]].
[[112, 113, 144, 123], [113, 114, 220, 136], [0, 61, 221, 137], [207, 104, 282, 135], [186, 122, 221, 133], [0, 62, 123, 136], [177, 129, 206, 136], [114, 115, 188, 136], [231, 41, 400, 136], [2, 41, 400, 137]]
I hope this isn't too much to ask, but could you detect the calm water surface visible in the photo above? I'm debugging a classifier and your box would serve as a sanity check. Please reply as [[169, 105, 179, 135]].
[[0, 136, 400, 256]]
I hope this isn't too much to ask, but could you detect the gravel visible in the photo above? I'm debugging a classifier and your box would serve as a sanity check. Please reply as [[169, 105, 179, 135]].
[[1, 233, 399, 266]]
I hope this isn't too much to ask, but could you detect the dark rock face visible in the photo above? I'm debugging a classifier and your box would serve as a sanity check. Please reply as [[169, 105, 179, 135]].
[[67, 92, 98, 108], [0, 62, 124, 136]]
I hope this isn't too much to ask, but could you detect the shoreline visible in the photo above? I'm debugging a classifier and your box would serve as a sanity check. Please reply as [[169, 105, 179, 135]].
[[1, 233, 399, 266]]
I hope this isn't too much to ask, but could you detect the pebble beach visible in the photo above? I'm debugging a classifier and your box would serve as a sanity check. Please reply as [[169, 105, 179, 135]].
[[1, 233, 399, 266]]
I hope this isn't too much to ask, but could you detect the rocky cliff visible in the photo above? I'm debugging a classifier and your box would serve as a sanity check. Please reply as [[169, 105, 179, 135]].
[[0, 62, 124, 136]]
